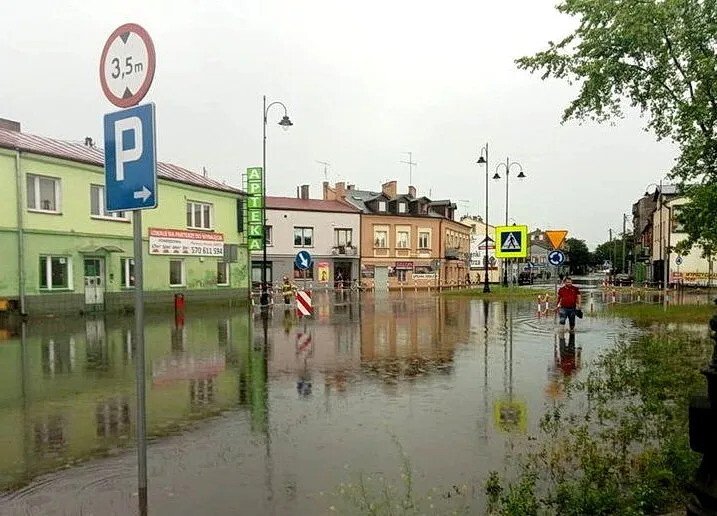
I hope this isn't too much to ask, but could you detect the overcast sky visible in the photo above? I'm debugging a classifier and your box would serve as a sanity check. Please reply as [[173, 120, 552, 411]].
[[1, 0, 676, 247]]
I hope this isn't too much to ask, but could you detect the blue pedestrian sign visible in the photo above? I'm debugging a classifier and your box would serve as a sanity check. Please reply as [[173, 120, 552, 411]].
[[104, 103, 158, 212], [548, 250, 566, 266], [294, 251, 313, 270]]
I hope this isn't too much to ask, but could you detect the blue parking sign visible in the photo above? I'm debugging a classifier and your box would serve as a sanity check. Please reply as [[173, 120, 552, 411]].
[[104, 103, 158, 211]]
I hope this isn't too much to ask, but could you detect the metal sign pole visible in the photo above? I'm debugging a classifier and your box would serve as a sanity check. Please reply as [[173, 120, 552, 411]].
[[133, 209, 148, 512]]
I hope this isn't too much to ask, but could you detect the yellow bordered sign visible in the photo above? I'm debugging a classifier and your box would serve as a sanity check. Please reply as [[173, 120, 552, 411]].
[[495, 225, 528, 258]]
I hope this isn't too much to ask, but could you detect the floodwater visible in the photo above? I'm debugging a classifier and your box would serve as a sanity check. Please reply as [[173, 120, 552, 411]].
[[0, 287, 640, 515]]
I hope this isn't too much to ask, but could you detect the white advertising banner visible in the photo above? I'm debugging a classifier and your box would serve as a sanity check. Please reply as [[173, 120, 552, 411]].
[[149, 228, 224, 257]]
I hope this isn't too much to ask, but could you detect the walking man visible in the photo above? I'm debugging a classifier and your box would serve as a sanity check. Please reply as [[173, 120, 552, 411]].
[[556, 276, 582, 333]]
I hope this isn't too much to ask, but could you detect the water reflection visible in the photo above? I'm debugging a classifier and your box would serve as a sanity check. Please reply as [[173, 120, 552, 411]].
[[0, 292, 628, 515]]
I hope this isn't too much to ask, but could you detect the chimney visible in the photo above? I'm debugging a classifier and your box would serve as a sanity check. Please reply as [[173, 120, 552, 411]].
[[382, 180, 397, 198], [408, 185, 416, 198], [335, 181, 346, 199], [300, 184, 310, 200], [0, 118, 21, 132]]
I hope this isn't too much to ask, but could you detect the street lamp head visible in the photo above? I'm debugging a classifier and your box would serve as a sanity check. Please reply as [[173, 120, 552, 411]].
[[477, 156, 486, 164], [517, 170, 526, 179], [492, 172, 501, 181], [279, 115, 293, 131]]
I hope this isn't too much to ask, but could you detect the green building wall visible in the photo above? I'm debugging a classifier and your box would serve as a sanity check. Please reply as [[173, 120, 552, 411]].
[[0, 149, 250, 315]]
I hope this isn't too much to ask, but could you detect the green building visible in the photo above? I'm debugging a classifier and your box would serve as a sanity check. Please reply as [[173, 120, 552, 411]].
[[0, 120, 250, 316]]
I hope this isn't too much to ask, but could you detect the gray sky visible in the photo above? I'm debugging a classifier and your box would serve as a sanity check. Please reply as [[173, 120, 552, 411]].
[[1, 0, 676, 247]]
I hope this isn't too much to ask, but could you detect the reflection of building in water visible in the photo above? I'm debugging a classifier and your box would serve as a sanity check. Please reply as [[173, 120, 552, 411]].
[[41, 337, 76, 376], [360, 296, 469, 379], [96, 397, 131, 438], [190, 378, 216, 407], [33, 414, 66, 456]]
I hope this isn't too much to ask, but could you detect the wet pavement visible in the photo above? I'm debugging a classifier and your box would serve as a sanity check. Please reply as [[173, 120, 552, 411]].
[[0, 287, 643, 515]]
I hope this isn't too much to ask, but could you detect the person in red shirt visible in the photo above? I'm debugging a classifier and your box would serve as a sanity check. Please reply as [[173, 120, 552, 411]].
[[556, 276, 582, 332]]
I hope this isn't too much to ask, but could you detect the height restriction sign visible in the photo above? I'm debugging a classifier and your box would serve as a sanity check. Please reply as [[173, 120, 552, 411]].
[[495, 225, 528, 258]]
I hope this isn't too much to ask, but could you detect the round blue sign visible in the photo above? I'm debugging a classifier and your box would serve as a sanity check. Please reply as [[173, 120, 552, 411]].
[[548, 250, 566, 266], [294, 250, 313, 270]]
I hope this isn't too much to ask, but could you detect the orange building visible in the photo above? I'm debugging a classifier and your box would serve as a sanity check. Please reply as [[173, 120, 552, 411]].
[[323, 180, 470, 290]]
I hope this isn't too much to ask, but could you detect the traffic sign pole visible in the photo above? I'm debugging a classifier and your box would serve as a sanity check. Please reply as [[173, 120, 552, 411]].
[[133, 210, 148, 512], [100, 23, 156, 514]]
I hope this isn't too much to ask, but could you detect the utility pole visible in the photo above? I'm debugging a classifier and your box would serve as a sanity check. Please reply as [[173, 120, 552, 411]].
[[622, 213, 627, 274], [400, 152, 418, 185]]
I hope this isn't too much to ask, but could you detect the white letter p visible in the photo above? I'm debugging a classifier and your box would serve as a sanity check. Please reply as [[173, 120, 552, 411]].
[[114, 116, 143, 182]]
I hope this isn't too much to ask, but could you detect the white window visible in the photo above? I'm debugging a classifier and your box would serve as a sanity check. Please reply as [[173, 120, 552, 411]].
[[374, 229, 387, 248], [186, 201, 213, 229], [265, 226, 273, 246], [396, 230, 409, 248], [378, 201, 387, 212], [217, 262, 229, 286], [169, 260, 185, 287], [120, 258, 135, 288], [418, 231, 430, 249], [91, 185, 126, 220], [294, 227, 313, 247], [39, 256, 72, 290], [398, 202, 407, 214], [334, 228, 353, 246], [27, 174, 61, 213]]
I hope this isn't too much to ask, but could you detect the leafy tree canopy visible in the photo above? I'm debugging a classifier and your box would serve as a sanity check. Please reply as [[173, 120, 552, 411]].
[[517, 0, 717, 253]]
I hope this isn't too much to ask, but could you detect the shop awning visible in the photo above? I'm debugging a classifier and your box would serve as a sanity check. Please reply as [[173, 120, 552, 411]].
[[78, 245, 126, 254]]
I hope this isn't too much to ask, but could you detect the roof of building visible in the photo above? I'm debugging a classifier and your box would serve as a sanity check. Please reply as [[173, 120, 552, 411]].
[[266, 196, 360, 213], [0, 128, 243, 195]]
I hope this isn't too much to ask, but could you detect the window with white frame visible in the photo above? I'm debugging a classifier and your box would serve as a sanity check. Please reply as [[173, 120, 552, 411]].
[[398, 202, 407, 214], [91, 185, 126, 219], [396, 229, 410, 248], [186, 201, 213, 229], [293, 227, 313, 247], [334, 228, 353, 247], [169, 260, 185, 286], [378, 201, 387, 212], [418, 230, 431, 249], [39, 256, 72, 290], [217, 262, 229, 286], [374, 229, 388, 248], [120, 258, 135, 288], [27, 174, 61, 213]]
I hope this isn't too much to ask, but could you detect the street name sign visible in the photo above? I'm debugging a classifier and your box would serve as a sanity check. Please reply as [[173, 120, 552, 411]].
[[495, 225, 528, 258], [295, 250, 313, 270], [100, 23, 157, 108], [104, 103, 158, 211], [545, 230, 568, 250], [548, 250, 566, 266]]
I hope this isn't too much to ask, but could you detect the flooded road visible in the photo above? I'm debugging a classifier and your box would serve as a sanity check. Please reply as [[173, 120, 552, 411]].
[[0, 289, 638, 515]]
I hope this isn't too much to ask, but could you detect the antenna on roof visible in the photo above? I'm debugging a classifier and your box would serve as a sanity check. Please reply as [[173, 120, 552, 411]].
[[316, 160, 330, 181], [400, 152, 417, 185]]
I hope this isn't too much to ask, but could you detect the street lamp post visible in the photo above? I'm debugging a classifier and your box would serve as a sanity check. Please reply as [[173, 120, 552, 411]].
[[261, 95, 293, 296], [477, 144, 491, 293], [493, 158, 526, 287]]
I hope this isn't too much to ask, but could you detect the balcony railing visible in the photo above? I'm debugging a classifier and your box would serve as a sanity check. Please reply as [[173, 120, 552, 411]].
[[332, 245, 357, 256]]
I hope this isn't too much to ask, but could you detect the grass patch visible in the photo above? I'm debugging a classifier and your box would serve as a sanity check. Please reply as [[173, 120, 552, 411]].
[[443, 286, 552, 299], [486, 329, 711, 515], [605, 303, 715, 324]]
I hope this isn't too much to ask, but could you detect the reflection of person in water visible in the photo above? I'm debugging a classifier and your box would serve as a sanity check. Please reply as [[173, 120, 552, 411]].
[[556, 332, 582, 377]]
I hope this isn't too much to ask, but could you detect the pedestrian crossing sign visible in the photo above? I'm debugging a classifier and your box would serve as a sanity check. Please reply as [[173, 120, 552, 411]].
[[495, 225, 528, 258]]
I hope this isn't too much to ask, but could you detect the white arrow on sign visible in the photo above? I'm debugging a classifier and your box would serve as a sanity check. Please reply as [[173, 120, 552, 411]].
[[133, 186, 152, 202]]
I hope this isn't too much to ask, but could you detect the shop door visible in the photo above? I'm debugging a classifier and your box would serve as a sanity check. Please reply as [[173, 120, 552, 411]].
[[84, 258, 105, 305], [374, 267, 388, 292]]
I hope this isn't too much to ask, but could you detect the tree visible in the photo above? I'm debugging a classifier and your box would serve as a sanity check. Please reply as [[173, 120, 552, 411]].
[[516, 0, 717, 254], [565, 237, 592, 274]]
